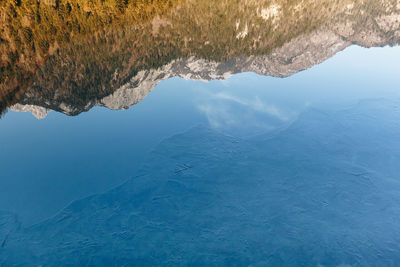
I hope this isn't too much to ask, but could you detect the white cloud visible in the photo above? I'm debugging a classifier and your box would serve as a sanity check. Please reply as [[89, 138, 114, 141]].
[[213, 92, 289, 121], [197, 104, 237, 128], [197, 91, 294, 136]]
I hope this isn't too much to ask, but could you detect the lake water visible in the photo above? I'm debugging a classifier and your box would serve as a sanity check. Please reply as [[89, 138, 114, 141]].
[[1, 0, 400, 266]]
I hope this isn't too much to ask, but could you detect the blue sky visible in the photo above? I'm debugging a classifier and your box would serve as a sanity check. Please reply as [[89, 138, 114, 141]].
[[0, 45, 399, 225]]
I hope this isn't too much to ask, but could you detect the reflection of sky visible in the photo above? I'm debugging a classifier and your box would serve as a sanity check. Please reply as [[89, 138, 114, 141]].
[[0, 45, 399, 225], [194, 45, 400, 136]]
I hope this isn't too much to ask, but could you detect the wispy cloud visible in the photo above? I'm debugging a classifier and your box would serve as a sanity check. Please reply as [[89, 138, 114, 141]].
[[213, 92, 289, 121], [198, 104, 238, 128], [196, 91, 294, 136]]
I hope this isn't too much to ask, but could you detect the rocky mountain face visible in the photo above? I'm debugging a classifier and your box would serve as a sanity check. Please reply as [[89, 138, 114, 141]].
[[3, 0, 400, 118]]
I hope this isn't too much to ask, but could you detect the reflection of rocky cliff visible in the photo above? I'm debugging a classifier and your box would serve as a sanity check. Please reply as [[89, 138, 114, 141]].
[[3, 0, 400, 118]]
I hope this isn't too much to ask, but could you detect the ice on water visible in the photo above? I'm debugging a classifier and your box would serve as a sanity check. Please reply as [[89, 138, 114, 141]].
[[2, 98, 400, 266]]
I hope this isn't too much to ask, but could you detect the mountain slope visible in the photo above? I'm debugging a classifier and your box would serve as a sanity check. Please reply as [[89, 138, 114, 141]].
[[3, 0, 400, 117]]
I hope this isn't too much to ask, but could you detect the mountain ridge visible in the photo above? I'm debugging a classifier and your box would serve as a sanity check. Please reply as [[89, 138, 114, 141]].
[[3, 0, 400, 118]]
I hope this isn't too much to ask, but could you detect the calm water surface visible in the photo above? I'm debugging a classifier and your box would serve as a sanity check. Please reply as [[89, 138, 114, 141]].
[[1, 0, 400, 265]]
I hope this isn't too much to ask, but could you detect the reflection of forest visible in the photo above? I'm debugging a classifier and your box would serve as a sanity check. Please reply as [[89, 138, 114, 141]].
[[1, 0, 399, 115], [0, 0, 181, 114]]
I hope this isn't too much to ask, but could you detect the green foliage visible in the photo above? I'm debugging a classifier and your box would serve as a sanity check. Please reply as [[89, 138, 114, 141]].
[[0, 0, 180, 114], [0, 0, 398, 116]]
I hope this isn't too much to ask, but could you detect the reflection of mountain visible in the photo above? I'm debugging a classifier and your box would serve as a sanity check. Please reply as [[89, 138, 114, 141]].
[[2, 98, 400, 265], [2, 0, 400, 117]]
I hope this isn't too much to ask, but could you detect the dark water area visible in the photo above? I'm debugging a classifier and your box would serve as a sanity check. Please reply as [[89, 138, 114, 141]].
[[1, 0, 400, 266]]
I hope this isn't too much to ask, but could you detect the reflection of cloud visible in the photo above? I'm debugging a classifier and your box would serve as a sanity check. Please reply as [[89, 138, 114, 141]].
[[198, 104, 237, 128], [197, 91, 294, 136], [213, 92, 289, 121]]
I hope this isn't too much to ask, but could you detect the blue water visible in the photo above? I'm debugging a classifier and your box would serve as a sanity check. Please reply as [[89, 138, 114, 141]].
[[1, 46, 400, 265]]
